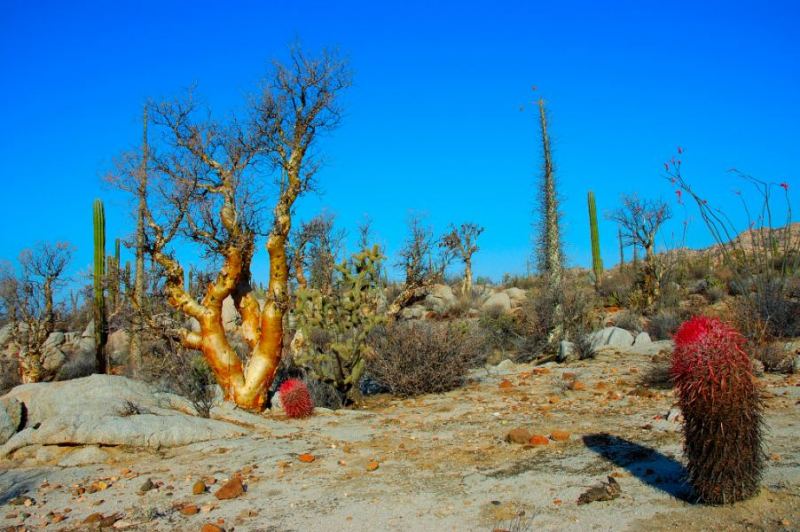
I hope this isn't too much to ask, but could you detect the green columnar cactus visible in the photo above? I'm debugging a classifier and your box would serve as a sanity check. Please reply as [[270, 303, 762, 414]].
[[588, 191, 603, 288], [123, 261, 132, 295], [293, 245, 386, 403], [93, 199, 108, 373]]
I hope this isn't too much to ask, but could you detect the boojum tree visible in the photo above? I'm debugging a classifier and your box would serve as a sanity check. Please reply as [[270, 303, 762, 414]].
[[112, 47, 350, 411]]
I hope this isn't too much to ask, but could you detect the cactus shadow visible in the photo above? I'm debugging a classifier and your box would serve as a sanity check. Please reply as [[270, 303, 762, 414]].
[[582, 433, 694, 502], [0, 469, 47, 505]]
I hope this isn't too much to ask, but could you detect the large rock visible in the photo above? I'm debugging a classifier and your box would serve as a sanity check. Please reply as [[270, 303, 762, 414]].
[[634, 332, 652, 345], [0, 374, 245, 457], [400, 304, 426, 320], [557, 340, 577, 363], [41, 348, 66, 372], [43, 332, 65, 349], [503, 288, 528, 307], [424, 284, 456, 313], [107, 329, 130, 363], [0, 401, 19, 445], [481, 292, 512, 313], [586, 327, 635, 354], [0, 397, 23, 432]]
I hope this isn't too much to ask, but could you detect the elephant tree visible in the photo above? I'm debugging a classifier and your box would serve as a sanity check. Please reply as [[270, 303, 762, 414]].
[[289, 213, 344, 293], [0, 242, 73, 383], [609, 194, 671, 306], [440, 222, 484, 296], [112, 48, 350, 410]]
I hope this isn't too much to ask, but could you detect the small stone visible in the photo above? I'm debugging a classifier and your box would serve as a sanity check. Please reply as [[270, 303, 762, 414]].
[[547, 396, 560, 404], [214, 477, 244, 500], [569, 381, 586, 391], [180, 504, 199, 516], [550, 430, 571, 442], [562, 372, 576, 381], [533, 367, 550, 375], [529, 435, 549, 445], [505, 428, 532, 444], [139, 478, 155, 493], [298, 453, 316, 463], [366, 461, 380, 471], [201, 525, 225, 532], [498, 379, 514, 390], [192, 480, 207, 495], [83, 512, 104, 523], [770, 453, 782, 461]]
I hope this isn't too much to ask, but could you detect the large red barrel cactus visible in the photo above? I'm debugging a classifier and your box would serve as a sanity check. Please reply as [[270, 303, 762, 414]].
[[671, 316, 764, 504]]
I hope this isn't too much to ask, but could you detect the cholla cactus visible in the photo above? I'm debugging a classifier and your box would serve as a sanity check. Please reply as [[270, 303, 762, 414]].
[[293, 245, 385, 403], [671, 316, 764, 504]]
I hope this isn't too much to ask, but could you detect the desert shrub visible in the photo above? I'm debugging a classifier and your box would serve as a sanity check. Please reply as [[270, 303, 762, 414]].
[[751, 342, 794, 374], [501, 273, 538, 290], [516, 274, 601, 361], [304, 375, 344, 409], [117, 400, 151, 416], [55, 351, 97, 381], [647, 311, 681, 340], [639, 351, 672, 389], [367, 320, 484, 397], [479, 305, 524, 352], [613, 310, 643, 333], [654, 279, 684, 313], [140, 335, 217, 418], [597, 268, 637, 308], [705, 284, 727, 304], [440, 293, 475, 319], [171, 352, 216, 418], [0, 355, 20, 395]]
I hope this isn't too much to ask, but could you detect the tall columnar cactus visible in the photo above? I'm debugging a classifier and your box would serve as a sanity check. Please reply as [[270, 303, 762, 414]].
[[587, 191, 603, 288], [93, 199, 108, 374], [618, 226, 624, 271], [293, 245, 386, 403], [535, 98, 563, 285], [671, 316, 764, 504]]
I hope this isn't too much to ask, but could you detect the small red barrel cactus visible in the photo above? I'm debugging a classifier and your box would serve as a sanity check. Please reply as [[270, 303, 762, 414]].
[[671, 316, 764, 504], [278, 379, 314, 418]]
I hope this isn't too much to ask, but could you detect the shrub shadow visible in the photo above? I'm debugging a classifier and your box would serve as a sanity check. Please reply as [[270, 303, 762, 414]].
[[582, 433, 694, 502]]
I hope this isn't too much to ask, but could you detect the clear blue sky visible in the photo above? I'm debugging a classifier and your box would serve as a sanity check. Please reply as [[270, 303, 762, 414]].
[[1, 0, 798, 285]]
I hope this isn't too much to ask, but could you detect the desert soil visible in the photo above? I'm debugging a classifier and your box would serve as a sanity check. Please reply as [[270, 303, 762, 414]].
[[1, 346, 799, 531]]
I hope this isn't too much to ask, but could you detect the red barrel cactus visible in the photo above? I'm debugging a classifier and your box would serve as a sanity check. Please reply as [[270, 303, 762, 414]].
[[278, 379, 314, 418], [671, 316, 764, 504]]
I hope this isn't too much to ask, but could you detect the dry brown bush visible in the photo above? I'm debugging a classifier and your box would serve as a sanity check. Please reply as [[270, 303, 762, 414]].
[[366, 320, 484, 397]]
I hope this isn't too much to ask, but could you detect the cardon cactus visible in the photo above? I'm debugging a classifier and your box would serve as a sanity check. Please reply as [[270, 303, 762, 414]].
[[293, 245, 386, 403], [671, 316, 764, 504], [279, 379, 314, 418]]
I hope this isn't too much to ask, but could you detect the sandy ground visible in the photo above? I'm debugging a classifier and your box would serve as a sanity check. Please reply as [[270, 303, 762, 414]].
[[1, 347, 798, 532]]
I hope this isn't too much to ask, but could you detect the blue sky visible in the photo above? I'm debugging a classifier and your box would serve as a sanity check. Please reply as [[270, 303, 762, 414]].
[[1, 0, 798, 285]]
